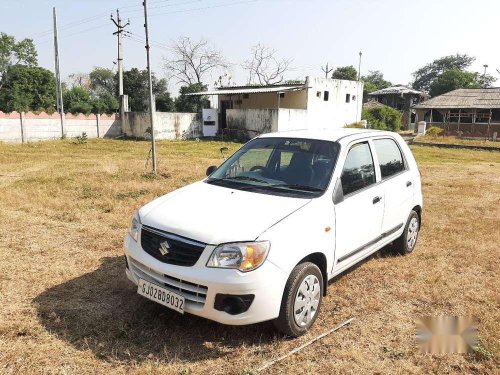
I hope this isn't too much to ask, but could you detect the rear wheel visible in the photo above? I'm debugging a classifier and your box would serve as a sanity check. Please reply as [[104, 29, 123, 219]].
[[394, 210, 420, 255], [273, 262, 323, 337]]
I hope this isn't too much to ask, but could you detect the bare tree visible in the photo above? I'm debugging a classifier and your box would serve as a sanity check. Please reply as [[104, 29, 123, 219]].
[[164, 36, 228, 86], [242, 43, 292, 85]]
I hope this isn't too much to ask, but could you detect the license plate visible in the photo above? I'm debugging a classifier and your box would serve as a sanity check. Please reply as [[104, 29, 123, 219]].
[[137, 278, 185, 314]]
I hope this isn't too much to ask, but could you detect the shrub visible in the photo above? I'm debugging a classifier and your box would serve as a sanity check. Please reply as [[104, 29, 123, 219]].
[[362, 106, 402, 132], [75, 132, 88, 144], [426, 126, 444, 136]]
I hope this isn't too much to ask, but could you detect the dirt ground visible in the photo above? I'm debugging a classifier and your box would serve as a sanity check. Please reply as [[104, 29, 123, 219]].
[[0, 139, 498, 374]]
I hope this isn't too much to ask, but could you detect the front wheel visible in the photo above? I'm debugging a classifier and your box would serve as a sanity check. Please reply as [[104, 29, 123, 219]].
[[273, 262, 323, 337]]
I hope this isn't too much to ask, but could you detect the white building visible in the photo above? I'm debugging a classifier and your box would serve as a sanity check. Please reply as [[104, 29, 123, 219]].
[[189, 77, 364, 138]]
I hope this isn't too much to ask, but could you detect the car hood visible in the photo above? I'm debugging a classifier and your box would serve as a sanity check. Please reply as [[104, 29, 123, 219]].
[[139, 181, 311, 244]]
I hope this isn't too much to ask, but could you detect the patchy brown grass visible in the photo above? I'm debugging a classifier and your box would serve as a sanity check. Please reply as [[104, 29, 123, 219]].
[[0, 139, 498, 374]]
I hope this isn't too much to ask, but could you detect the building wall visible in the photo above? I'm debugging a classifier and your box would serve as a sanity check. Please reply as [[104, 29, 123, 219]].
[[226, 109, 278, 136], [122, 112, 202, 140], [0, 111, 120, 142], [219, 90, 307, 110], [306, 77, 363, 128]]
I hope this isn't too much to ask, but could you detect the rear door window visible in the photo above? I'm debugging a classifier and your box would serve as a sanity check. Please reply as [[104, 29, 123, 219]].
[[373, 138, 405, 179], [341, 142, 376, 195]]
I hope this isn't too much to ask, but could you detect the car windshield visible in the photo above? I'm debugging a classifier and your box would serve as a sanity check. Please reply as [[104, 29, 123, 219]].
[[206, 137, 340, 197]]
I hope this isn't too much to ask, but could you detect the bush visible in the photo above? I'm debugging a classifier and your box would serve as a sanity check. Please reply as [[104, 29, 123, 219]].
[[426, 126, 444, 136], [362, 106, 402, 132], [75, 132, 88, 144]]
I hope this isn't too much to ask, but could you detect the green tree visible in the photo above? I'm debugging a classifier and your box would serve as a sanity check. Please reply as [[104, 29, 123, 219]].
[[123, 68, 173, 112], [0, 33, 38, 89], [175, 83, 209, 113], [429, 69, 481, 97], [331, 65, 357, 81], [0, 65, 55, 112], [412, 54, 475, 92], [89, 67, 116, 97], [362, 106, 402, 132], [362, 70, 392, 98], [63, 86, 93, 114], [87, 67, 119, 114], [91, 91, 119, 114]]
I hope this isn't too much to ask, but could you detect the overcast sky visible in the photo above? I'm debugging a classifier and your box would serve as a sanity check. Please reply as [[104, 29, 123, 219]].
[[1, 0, 499, 95]]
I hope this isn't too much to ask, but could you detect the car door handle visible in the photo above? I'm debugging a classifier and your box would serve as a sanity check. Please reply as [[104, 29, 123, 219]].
[[406, 181, 412, 187], [373, 196, 382, 204]]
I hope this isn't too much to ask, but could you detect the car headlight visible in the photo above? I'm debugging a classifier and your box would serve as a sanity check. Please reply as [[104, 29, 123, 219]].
[[128, 212, 142, 242], [207, 241, 270, 272]]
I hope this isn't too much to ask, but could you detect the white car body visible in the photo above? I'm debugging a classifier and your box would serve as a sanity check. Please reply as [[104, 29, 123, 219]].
[[124, 128, 423, 326]]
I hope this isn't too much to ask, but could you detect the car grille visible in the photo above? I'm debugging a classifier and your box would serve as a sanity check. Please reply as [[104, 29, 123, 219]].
[[140, 225, 206, 267], [129, 257, 208, 306]]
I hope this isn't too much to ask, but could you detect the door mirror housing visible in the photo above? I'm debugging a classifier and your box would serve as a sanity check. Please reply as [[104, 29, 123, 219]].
[[332, 178, 344, 204], [206, 165, 217, 176]]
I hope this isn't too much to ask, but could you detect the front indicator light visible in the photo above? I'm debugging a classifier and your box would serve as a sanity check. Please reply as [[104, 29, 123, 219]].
[[128, 212, 142, 242], [207, 241, 270, 272]]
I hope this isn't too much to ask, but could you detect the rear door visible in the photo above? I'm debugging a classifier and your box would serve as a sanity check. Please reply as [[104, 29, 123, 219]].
[[372, 137, 414, 234], [334, 141, 385, 264]]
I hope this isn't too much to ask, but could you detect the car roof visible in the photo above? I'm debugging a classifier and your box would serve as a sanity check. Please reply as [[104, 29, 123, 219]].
[[258, 128, 394, 143]]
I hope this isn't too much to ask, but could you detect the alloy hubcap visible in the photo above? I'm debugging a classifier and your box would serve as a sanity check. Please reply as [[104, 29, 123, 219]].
[[407, 217, 419, 250], [294, 274, 321, 327]]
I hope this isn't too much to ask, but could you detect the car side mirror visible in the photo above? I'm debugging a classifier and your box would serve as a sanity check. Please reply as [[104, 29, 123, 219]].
[[332, 178, 344, 204], [206, 165, 217, 176]]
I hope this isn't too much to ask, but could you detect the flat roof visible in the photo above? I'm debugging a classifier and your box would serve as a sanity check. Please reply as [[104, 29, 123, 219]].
[[186, 85, 306, 96]]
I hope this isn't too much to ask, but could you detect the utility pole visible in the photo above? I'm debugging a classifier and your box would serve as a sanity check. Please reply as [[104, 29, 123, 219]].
[[321, 62, 333, 79], [53, 7, 64, 137], [357, 51, 362, 81], [110, 10, 129, 118], [143, 0, 157, 174]]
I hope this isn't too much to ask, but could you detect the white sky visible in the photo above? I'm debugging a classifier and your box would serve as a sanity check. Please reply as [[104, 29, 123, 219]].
[[1, 0, 499, 95]]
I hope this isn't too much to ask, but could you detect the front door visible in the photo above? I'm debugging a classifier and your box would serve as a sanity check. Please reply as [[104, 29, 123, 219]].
[[334, 141, 384, 265]]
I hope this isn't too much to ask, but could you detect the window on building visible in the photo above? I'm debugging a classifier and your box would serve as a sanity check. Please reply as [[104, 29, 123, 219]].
[[324, 91, 329, 101], [316, 91, 321, 98], [341, 142, 375, 195], [352, 95, 356, 101], [279, 92, 285, 98], [373, 138, 405, 179], [345, 94, 351, 103]]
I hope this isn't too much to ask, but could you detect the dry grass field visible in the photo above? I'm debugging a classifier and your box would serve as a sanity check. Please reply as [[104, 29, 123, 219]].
[[0, 139, 498, 374]]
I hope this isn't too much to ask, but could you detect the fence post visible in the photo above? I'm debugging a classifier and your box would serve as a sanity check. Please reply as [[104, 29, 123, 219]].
[[96, 113, 100, 138], [20, 112, 26, 143]]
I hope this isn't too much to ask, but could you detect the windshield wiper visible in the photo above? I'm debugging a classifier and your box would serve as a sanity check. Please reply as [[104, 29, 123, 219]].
[[223, 175, 270, 184], [271, 183, 324, 192]]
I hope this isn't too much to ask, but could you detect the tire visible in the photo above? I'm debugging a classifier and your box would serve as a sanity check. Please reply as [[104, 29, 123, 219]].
[[393, 210, 420, 255], [273, 262, 323, 337]]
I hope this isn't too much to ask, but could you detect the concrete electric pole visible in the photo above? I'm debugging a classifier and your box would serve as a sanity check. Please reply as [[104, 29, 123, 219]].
[[143, 0, 157, 174], [110, 10, 129, 118], [53, 7, 65, 137], [321, 62, 333, 79], [357, 51, 362, 81]]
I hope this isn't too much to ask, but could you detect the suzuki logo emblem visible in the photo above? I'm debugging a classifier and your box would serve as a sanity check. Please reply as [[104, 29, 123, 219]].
[[159, 240, 170, 256]]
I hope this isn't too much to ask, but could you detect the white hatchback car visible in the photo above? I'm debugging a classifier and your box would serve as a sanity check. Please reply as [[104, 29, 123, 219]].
[[124, 128, 422, 336]]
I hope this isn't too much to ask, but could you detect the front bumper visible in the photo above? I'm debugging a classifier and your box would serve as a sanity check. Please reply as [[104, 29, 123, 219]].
[[124, 234, 288, 325]]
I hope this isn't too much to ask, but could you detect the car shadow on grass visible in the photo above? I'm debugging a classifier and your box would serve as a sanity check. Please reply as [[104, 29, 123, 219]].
[[33, 256, 278, 364]]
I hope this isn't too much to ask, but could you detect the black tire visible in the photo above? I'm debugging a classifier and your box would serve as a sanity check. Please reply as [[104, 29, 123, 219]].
[[273, 262, 323, 337], [393, 210, 420, 255]]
